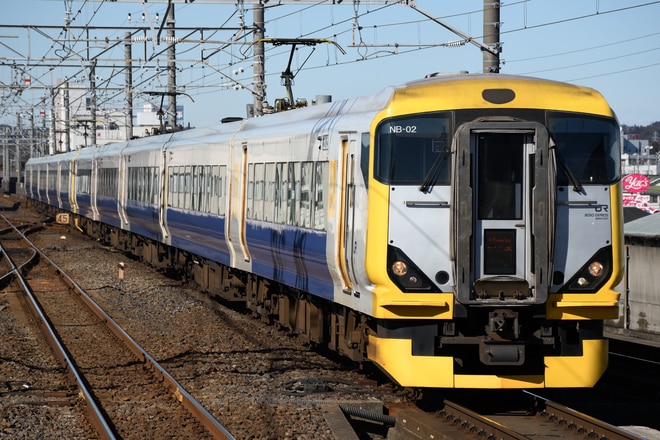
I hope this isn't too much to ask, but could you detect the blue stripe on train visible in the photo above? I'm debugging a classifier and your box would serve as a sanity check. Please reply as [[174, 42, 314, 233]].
[[166, 209, 230, 266], [125, 201, 160, 241], [246, 222, 334, 300], [97, 196, 122, 228], [76, 194, 95, 219]]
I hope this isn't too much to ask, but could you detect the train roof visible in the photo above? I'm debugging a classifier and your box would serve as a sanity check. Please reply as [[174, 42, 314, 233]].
[[394, 72, 616, 118]]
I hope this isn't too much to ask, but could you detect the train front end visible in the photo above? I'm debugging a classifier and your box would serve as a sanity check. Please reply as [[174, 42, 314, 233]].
[[364, 74, 623, 388]]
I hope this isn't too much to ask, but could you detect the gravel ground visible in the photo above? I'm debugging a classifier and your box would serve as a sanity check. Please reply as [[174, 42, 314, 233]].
[[3, 199, 407, 439]]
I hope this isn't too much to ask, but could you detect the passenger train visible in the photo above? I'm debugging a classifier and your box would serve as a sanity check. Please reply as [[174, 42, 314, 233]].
[[25, 73, 624, 388]]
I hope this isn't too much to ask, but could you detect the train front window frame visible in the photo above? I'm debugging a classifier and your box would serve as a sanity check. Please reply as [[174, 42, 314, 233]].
[[374, 112, 452, 186], [548, 112, 620, 185]]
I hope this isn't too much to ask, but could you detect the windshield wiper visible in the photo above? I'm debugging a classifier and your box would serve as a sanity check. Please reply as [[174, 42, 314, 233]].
[[419, 147, 450, 193], [550, 140, 584, 194]]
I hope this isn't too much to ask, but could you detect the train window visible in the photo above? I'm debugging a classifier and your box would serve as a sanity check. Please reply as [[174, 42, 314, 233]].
[[168, 168, 176, 207], [208, 166, 218, 214], [99, 168, 118, 198], [137, 168, 144, 202], [288, 162, 300, 226], [59, 168, 68, 195], [40, 169, 46, 193], [218, 165, 227, 216], [144, 168, 150, 203], [177, 167, 183, 208], [548, 113, 620, 185], [300, 162, 313, 228], [48, 170, 57, 193], [143, 168, 149, 203], [361, 132, 370, 189], [192, 166, 201, 211], [77, 168, 92, 195], [204, 166, 212, 213], [254, 163, 265, 221], [275, 162, 287, 224], [151, 167, 159, 204], [149, 167, 155, 204], [478, 133, 524, 220], [176, 167, 183, 208], [264, 163, 275, 222], [247, 163, 254, 219], [127, 168, 134, 200], [374, 112, 451, 185], [183, 166, 191, 210], [314, 161, 328, 231]]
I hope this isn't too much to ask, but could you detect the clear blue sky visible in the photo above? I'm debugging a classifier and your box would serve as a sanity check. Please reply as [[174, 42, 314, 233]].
[[2, 0, 659, 128]]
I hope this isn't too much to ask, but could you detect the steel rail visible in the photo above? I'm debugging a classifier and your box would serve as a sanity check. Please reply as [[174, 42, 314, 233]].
[[0, 228, 117, 439], [542, 400, 644, 440], [3, 215, 235, 440], [441, 400, 529, 440]]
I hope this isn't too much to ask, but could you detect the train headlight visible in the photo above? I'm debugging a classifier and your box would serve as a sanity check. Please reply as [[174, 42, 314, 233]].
[[386, 246, 440, 293], [588, 261, 604, 277], [392, 261, 408, 276], [565, 247, 612, 293]]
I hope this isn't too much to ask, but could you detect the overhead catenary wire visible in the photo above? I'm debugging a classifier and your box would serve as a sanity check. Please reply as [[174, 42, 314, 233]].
[[0, 1, 658, 124]]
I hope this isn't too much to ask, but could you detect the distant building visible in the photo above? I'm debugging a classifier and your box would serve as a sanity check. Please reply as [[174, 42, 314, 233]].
[[52, 79, 184, 153], [621, 134, 657, 175]]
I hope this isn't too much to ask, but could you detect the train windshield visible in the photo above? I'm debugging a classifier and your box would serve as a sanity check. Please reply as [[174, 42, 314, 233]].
[[548, 113, 620, 185], [375, 112, 452, 185]]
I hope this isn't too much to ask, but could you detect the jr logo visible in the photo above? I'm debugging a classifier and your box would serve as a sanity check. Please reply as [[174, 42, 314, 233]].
[[594, 205, 609, 213]]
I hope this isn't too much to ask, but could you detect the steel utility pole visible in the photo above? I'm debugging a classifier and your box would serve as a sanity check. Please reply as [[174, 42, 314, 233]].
[[483, 0, 501, 73], [166, 3, 177, 130], [125, 32, 133, 140], [253, 2, 265, 116], [89, 59, 97, 147]]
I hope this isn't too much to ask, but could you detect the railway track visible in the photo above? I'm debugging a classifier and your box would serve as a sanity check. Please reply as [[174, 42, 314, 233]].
[[386, 392, 646, 440], [2, 195, 657, 439], [0, 214, 234, 439]]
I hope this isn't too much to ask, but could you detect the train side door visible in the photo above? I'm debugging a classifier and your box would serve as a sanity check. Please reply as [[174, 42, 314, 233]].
[[91, 159, 99, 220], [118, 153, 129, 229], [338, 133, 361, 294], [226, 140, 251, 270], [158, 150, 171, 245], [453, 121, 552, 305]]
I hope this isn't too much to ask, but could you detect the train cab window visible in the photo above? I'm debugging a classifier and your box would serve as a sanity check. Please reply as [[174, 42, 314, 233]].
[[375, 112, 451, 185], [264, 163, 276, 222], [549, 113, 620, 185], [314, 161, 328, 231]]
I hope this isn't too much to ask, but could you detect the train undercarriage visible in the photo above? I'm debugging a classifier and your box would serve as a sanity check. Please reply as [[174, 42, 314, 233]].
[[35, 202, 605, 388]]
